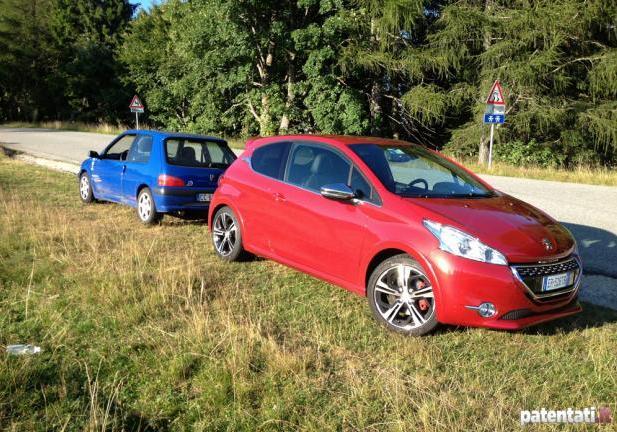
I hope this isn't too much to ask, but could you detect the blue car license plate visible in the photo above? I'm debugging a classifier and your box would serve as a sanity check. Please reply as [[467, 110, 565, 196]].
[[196, 193, 212, 202], [542, 272, 574, 292]]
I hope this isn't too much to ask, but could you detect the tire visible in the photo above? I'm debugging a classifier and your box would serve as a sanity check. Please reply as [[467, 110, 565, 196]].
[[136, 188, 162, 225], [367, 254, 438, 336], [211, 206, 246, 261], [79, 172, 95, 203]]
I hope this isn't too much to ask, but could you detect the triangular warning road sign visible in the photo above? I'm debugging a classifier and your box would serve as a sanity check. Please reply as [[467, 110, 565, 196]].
[[129, 95, 144, 110], [485, 80, 505, 105]]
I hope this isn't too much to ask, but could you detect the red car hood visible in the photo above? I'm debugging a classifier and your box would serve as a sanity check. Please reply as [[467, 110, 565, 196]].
[[407, 194, 575, 263]]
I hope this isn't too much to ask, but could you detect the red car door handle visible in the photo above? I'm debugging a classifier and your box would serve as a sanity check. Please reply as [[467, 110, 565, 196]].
[[273, 192, 286, 202]]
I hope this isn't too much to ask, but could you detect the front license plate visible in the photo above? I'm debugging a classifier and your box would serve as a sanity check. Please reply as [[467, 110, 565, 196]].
[[542, 272, 574, 292], [196, 193, 212, 202]]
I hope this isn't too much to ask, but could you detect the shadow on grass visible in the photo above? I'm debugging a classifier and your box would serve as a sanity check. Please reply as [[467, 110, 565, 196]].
[[521, 301, 617, 335], [429, 302, 617, 337]]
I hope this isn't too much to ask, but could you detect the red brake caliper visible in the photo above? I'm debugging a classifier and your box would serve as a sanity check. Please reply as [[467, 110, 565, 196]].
[[416, 279, 430, 311]]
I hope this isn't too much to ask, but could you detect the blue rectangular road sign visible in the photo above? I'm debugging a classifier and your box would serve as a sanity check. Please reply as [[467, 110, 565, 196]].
[[483, 113, 505, 124]]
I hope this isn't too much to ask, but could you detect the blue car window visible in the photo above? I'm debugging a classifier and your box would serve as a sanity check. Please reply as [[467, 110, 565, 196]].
[[127, 135, 153, 163], [104, 134, 135, 161], [165, 138, 236, 168]]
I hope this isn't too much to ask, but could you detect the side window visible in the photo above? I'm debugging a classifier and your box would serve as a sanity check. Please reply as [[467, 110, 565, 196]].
[[127, 135, 153, 163], [104, 135, 135, 161], [287, 144, 350, 192], [251, 142, 291, 180]]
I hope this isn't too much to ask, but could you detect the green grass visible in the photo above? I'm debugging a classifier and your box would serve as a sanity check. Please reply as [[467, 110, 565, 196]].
[[1, 154, 616, 431]]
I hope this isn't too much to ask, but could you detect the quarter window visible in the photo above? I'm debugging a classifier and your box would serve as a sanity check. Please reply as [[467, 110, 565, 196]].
[[251, 142, 291, 180], [350, 167, 373, 201]]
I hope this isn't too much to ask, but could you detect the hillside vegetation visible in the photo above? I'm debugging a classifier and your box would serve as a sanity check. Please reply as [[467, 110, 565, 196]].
[[0, 0, 616, 169]]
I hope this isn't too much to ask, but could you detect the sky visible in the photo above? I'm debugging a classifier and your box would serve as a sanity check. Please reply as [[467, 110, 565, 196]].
[[131, 0, 156, 11]]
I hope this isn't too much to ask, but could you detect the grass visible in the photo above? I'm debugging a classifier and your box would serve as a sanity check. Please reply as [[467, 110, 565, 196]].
[[1, 155, 617, 431], [460, 160, 617, 187]]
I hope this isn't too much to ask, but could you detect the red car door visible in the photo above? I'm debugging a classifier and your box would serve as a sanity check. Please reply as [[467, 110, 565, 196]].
[[239, 142, 292, 254], [271, 142, 373, 287]]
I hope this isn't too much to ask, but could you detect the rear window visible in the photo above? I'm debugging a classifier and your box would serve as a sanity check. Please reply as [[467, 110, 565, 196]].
[[165, 138, 236, 168]]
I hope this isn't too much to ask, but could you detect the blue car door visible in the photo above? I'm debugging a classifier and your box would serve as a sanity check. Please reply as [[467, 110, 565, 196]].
[[122, 134, 155, 206], [93, 134, 136, 201]]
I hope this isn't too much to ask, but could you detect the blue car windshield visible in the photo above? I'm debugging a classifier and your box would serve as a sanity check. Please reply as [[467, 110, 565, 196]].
[[165, 138, 236, 168], [350, 143, 494, 198]]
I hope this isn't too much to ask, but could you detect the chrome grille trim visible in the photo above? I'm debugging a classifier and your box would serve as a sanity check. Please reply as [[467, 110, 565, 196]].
[[511, 256, 582, 301]]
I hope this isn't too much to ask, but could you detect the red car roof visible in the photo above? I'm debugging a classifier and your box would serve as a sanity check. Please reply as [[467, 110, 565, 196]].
[[245, 134, 414, 150]]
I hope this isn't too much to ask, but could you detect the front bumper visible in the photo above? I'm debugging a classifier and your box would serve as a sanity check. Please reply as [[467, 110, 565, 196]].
[[152, 186, 214, 213], [429, 251, 582, 330]]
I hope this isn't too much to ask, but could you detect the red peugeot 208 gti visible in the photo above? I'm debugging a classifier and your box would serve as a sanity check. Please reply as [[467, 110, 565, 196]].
[[208, 135, 582, 335]]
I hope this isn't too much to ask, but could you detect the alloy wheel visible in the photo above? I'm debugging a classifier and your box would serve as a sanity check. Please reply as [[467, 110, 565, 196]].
[[213, 212, 237, 257], [373, 264, 435, 331]]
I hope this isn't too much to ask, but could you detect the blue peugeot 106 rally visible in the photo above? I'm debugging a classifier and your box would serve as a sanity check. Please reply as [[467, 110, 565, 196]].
[[78, 130, 237, 224]]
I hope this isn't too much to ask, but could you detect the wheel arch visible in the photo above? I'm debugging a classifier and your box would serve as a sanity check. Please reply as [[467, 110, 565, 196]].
[[136, 183, 150, 198], [364, 248, 409, 293]]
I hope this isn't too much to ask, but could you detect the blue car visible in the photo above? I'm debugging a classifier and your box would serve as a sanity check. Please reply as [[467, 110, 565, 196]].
[[78, 130, 237, 224]]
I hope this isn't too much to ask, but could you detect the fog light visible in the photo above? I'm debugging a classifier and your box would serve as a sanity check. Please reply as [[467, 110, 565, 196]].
[[465, 302, 497, 318]]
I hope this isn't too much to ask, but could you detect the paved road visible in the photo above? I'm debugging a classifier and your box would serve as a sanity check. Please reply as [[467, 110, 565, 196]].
[[0, 127, 115, 164], [1, 127, 616, 309]]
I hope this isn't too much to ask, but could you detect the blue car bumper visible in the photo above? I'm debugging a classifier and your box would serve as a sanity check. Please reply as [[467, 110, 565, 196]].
[[152, 187, 214, 213]]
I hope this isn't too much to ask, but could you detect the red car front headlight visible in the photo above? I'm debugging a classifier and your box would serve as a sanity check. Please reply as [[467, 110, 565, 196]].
[[423, 219, 508, 265]]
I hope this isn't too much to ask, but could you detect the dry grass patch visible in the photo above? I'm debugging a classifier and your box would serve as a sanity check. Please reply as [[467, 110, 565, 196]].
[[0, 153, 616, 431]]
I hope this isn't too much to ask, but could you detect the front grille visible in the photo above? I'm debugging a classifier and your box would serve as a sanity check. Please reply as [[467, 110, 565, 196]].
[[514, 259, 579, 278], [500, 297, 580, 320], [511, 257, 581, 302]]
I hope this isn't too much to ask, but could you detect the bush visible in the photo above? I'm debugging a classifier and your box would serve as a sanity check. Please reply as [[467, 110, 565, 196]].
[[493, 140, 566, 168]]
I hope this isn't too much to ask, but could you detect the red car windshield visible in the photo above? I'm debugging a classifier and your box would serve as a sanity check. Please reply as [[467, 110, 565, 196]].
[[350, 144, 494, 198]]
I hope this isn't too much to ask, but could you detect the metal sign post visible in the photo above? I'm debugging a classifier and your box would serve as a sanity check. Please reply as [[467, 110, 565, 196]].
[[129, 95, 145, 129], [488, 123, 495, 168], [483, 81, 506, 167]]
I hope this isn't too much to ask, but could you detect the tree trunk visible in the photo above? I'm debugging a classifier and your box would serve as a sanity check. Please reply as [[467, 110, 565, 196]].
[[279, 51, 295, 133]]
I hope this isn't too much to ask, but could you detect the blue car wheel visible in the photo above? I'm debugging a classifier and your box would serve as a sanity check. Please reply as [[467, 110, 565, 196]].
[[79, 172, 95, 204], [137, 188, 163, 225]]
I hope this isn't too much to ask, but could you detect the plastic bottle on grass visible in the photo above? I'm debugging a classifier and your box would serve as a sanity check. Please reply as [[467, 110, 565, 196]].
[[6, 344, 42, 355]]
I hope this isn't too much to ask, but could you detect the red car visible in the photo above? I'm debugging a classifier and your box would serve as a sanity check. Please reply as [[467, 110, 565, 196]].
[[208, 135, 582, 335]]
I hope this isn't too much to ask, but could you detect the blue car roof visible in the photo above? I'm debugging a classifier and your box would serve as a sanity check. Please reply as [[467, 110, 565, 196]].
[[124, 130, 227, 144]]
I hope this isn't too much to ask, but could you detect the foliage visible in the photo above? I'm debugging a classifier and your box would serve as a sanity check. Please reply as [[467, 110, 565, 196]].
[[0, 0, 616, 166]]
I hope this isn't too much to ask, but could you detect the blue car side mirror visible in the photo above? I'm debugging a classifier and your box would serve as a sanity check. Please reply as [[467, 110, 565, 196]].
[[89, 151, 100, 159]]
